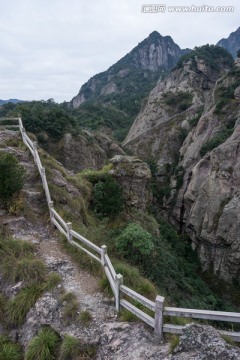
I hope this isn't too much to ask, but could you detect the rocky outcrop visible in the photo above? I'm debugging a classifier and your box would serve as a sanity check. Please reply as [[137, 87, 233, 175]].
[[123, 46, 231, 172], [217, 26, 240, 58], [124, 46, 240, 282], [44, 130, 125, 172], [109, 155, 152, 211], [171, 324, 240, 359], [97, 322, 169, 360], [172, 125, 240, 281]]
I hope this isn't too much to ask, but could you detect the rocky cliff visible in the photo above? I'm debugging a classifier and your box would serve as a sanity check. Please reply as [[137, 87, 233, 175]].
[[124, 45, 240, 282], [72, 31, 184, 108], [217, 26, 240, 58], [71, 31, 190, 140]]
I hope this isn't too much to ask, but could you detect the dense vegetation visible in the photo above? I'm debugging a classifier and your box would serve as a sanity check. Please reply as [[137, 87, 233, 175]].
[[74, 68, 162, 140], [0, 153, 25, 208], [176, 44, 234, 71], [163, 91, 193, 111]]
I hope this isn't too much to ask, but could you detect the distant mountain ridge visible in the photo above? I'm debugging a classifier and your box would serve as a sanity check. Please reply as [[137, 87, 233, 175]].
[[0, 99, 23, 106], [72, 31, 189, 109], [71, 31, 191, 139], [217, 27, 240, 58]]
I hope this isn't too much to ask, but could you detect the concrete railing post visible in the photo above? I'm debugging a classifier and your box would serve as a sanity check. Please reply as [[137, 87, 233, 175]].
[[41, 167, 46, 180], [154, 295, 165, 340], [48, 201, 54, 227], [33, 141, 38, 163], [101, 245, 107, 266], [22, 128, 26, 143], [115, 273, 123, 312], [66, 222, 72, 242]]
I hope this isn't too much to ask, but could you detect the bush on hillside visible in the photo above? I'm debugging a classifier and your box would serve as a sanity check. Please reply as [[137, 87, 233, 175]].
[[0, 153, 25, 207], [116, 223, 154, 264], [93, 176, 123, 218]]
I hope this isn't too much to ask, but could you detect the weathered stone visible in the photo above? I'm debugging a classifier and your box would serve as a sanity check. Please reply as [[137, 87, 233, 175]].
[[171, 324, 240, 360], [97, 322, 169, 360], [109, 155, 152, 211]]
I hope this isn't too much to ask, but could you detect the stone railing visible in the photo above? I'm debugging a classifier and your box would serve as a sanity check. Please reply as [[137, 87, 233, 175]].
[[1, 116, 240, 342]]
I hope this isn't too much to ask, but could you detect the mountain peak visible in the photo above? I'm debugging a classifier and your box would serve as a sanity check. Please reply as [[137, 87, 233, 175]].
[[148, 30, 161, 39], [217, 26, 240, 58]]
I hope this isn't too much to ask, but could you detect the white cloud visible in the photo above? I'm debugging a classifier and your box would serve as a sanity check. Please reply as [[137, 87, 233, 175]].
[[0, 0, 239, 102]]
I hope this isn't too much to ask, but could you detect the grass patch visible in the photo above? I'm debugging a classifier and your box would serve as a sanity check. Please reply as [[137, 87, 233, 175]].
[[60, 292, 77, 303], [119, 308, 138, 322], [78, 310, 92, 327], [0, 292, 7, 325], [6, 284, 42, 326], [221, 334, 237, 346], [1, 257, 46, 285], [0, 234, 62, 327], [0, 341, 23, 360], [61, 292, 79, 325], [0, 236, 34, 260], [60, 335, 96, 360], [168, 334, 180, 353], [25, 327, 61, 360], [40, 272, 62, 292]]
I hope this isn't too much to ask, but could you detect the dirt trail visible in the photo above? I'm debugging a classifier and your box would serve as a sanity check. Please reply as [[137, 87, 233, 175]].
[[0, 130, 115, 328]]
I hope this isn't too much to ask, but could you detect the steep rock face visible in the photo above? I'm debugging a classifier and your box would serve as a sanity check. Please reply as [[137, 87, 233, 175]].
[[123, 47, 230, 172], [170, 67, 240, 281], [124, 46, 240, 281], [109, 155, 152, 211], [217, 27, 240, 58]]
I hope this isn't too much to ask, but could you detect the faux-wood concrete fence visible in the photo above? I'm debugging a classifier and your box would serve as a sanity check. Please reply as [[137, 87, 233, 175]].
[[1, 117, 240, 342]]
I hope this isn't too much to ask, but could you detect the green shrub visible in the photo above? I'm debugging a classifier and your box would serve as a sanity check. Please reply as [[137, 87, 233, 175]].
[[0, 153, 25, 207], [176, 44, 234, 71], [93, 176, 123, 218], [25, 327, 60, 360], [60, 335, 97, 360], [200, 129, 234, 156], [116, 223, 154, 264], [164, 91, 193, 111]]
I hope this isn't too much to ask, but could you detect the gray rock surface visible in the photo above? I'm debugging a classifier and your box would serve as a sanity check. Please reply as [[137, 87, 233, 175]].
[[97, 322, 169, 360], [109, 155, 152, 211], [171, 324, 240, 360], [123, 52, 240, 281]]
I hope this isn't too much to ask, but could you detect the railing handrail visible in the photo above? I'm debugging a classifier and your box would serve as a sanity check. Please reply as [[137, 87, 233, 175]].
[[2, 115, 238, 342]]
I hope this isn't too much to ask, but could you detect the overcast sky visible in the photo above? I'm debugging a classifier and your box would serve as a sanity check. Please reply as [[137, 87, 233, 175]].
[[0, 0, 239, 103]]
